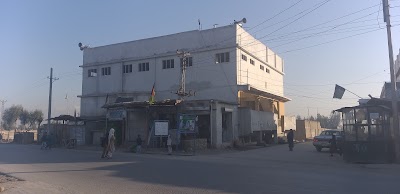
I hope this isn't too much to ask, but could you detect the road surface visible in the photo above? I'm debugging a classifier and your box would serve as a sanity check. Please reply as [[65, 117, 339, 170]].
[[0, 143, 399, 194]]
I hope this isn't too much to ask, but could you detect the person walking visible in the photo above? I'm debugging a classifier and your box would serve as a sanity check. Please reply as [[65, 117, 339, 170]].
[[101, 130, 109, 158], [106, 128, 115, 159], [329, 134, 337, 157], [167, 135, 172, 155], [136, 135, 142, 154], [287, 129, 294, 151], [40, 132, 48, 150]]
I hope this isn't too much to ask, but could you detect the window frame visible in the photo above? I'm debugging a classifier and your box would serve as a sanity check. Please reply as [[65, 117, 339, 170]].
[[242, 54, 247, 61], [180, 57, 193, 67], [101, 67, 111, 76], [88, 69, 97, 77], [138, 62, 150, 72], [216, 52, 230, 63], [123, 64, 133, 74], [162, 59, 175, 69], [250, 59, 255, 65]]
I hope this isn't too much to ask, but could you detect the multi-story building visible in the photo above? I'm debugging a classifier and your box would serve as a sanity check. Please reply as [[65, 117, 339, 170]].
[[79, 24, 290, 147]]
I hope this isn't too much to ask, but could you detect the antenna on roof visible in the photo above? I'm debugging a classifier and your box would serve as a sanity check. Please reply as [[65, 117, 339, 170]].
[[198, 19, 202, 30]]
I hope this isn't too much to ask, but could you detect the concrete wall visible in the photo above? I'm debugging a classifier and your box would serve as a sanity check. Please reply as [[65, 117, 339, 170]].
[[81, 25, 241, 118], [236, 26, 284, 96], [210, 102, 238, 148], [294, 120, 323, 141]]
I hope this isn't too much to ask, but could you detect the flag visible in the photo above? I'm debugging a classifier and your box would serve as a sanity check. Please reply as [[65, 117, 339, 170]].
[[333, 84, 346, 99], [149, 84, 155, 105]]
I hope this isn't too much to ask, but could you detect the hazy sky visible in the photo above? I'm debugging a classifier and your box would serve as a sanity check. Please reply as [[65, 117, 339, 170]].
[[0, 0, 399, 119]]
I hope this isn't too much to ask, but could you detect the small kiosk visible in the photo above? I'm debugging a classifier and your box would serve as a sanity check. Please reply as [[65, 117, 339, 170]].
[[336, 101, 395, 163]]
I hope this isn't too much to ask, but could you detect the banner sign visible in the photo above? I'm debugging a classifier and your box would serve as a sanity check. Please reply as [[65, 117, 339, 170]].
[[154, 121, 169, 136], [178, 114, 197, 132]]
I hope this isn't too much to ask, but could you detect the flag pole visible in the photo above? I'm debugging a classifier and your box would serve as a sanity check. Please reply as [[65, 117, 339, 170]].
[[344, 89, 362, 99]]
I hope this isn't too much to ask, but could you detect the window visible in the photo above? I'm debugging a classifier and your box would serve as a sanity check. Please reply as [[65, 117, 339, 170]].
[[162, 59, 174, 69], [250, 59, 255, 65], [139, 62, 149, 72], [266, 68, 270, 73], [180, 57, 193, 67], [101, 67, 111, 76], [260, 65, 264, 71], [88, 69, 97, 77], [216, 52, 230, 63], [123, 64, 132, 73], [241, 54, 247, 61]]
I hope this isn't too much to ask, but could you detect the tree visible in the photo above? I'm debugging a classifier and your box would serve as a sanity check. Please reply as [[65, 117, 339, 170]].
[[29, 110, 44, 130], [19, 110, 30, 130], [296, 115, 302, 120], [1, 105, 23, 130]]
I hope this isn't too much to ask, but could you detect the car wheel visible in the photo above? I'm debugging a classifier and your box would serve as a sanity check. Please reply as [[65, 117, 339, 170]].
[[315, 146, 322, 152]]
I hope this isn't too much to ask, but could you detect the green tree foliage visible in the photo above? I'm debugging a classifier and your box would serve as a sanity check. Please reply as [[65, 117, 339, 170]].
[[2, 105, 23, 130], [29, 110, 44, 129], [1, 106, 44, 131], [316, 112, 341, 129], [19, 110, 30, 129]]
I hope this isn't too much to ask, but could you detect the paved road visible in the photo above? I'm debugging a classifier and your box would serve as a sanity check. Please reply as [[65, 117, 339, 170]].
[[0, 143, 399, 194]]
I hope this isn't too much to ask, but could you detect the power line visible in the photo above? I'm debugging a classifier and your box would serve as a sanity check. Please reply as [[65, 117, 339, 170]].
[[245, 3, 381, 46], [242, 0, 332, 48], [210, 0, 305, 48]]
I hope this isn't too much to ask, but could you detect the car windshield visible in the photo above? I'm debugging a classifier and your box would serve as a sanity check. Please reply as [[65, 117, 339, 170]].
[[321, 131, 342, 136]]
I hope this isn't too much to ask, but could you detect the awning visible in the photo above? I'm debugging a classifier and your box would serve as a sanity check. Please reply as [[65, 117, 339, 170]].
[[238, 84, 291, 102]]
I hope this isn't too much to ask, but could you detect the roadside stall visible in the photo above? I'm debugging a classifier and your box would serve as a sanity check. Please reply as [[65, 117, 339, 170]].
[[336, 103, 394, 163]]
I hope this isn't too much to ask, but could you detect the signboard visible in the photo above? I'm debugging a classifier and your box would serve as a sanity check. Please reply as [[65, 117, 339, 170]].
[[178, 114, 197, 132], [107, 110, 126, 121], [154, 121, 169, 136]]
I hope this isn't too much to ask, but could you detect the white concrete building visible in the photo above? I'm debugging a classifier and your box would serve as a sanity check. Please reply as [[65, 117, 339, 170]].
[[80, 24, 289, 147]]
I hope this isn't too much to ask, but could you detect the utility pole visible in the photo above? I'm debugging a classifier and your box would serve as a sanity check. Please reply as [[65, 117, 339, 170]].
[[176, 50, 195, 100], [0, 100, 6, 125], [383, 0, 400, 161], [47, 68, 59, 132]]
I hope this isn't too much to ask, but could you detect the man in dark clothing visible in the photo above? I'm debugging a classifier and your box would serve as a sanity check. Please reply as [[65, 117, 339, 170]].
[[101, 131, 109, 158], [136, 135, 143, 154], [329, 134, 337, 157], [287, 129, 294, 151]]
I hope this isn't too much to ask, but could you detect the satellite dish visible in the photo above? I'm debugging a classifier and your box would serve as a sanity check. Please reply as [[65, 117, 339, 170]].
[[242, 18, 247, 23], [78, 42, 82, 47]]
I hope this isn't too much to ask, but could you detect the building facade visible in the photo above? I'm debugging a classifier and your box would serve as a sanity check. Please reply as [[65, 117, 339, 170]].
[[79, 24, 289, 147]]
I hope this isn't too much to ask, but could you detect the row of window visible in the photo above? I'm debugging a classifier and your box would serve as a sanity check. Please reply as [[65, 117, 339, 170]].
[[242, 54, 270, 74], [88, 57, 196, 77]]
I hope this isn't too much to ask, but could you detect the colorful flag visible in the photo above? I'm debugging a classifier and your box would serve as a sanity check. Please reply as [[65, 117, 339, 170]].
[[149, 84, 155, 105], [333, 84, 346, 99]]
